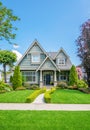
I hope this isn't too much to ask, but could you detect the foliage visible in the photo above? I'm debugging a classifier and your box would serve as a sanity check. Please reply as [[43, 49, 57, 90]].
[[68, 85, 78, 90], [77, 80, 88, 88], [0, 2, 20, 43], [22, 75, 26, 85], [30, 84, 40, 90], [15, 86, 26, 91], [24, 83, 39, 90], [12, 66, 22, 90], [76, 19, 90, 87], [56, 81, 68, 89], [10, 75, 13, 83], [44, 87, 56, 103], [69, 65, 78, 86], [0, 80, 13, 93], [0, 50, 17, 82], [26, 87, 46, 103], [0, 111, 90, 130]]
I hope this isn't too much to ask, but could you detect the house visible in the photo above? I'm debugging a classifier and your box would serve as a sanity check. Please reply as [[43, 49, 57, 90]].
[[17, 40, 72, 87]]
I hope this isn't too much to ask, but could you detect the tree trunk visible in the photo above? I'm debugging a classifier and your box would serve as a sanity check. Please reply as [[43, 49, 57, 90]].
[[3, 64, 7, 83]]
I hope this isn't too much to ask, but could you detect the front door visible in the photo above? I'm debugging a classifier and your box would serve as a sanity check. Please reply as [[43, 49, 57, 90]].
[[46, 74, 51, 85]]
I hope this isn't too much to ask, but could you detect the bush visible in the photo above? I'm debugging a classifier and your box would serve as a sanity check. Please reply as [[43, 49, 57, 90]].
[[68, 85, 78, 90], [15, 86, 26, 91], [77, 80, 88, 88], [26, 87, 46, 103], [44, 87, 56, 103], [56, 81, 68, 89], [24, 83, 39, 90], [10, 75, 13, 83], [24, 82, 31, 88], [12, 66, 22, 90], [30, 85, 40, 90], [0, 81, 13, 93], [69, 65, 78, 86]]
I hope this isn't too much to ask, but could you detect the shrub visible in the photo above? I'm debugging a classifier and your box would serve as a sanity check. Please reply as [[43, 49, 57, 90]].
[[77, 80, 88, 88], [12, 66, 22, 90], [30, 85, 40, 90], [10, 75, 13, 83], [15, 86, 26, 91], [24, 82, 31, 88], [68, 85, 78, 90], [0, 81, 13, 93], [69, 65, 78, 86], [44, 87, 56, 103], [26, 87, 46, 103], [24, 83, 39, 90], [56, 81, 68, 89]]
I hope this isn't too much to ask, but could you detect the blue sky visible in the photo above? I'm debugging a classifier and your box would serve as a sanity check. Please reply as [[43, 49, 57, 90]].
[[1, 0, 90, 65]]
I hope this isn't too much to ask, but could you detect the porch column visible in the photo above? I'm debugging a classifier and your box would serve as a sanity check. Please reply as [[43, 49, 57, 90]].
[[40, 70, 43, 88], [54, 70, 57, 86]]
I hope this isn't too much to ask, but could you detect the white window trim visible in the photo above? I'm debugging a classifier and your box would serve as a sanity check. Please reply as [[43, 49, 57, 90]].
[[31, 54, 40, 63], [22, 71, 37, 83], [58, 58, 65, 65]]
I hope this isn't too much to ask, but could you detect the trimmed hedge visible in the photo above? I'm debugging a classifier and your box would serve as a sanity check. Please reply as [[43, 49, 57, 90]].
[[44, 87, 56, 103], [26, 87, 46, 103]]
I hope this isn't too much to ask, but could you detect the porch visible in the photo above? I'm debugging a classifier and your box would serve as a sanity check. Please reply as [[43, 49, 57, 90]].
[[39, 70, 70, 88], [39, 70, 57, 87]]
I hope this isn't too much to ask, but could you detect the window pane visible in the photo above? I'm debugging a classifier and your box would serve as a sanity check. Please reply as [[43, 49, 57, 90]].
[[32, 55, 40, 62]]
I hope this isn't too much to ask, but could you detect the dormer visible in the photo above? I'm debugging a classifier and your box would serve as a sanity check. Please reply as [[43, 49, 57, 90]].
[[54, 47, 72, 70]]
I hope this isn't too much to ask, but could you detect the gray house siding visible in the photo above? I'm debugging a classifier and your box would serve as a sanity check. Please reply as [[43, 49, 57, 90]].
[[17, 40, 72, 87], [19, 46, 46, 70]]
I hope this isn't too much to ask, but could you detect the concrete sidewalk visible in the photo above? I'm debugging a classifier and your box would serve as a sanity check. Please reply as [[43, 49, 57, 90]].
[[0, 103, 90, 110]]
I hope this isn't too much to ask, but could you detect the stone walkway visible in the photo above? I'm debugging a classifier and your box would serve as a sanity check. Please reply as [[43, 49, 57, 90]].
[[32, 93, 45, 104]]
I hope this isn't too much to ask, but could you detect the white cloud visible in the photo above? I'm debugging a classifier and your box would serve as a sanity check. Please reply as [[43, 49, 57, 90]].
[[12, 50, 22, 61]]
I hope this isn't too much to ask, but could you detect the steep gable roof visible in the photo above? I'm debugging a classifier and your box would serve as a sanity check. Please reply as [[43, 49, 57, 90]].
[[16, 39, 48, 65], [54, 47, 69, 59], [36, 56, 59, 71]]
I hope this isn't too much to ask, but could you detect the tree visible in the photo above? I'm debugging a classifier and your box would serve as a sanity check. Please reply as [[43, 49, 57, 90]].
[[76, 19, 90, 87], [0, 2, 20, 43], [12, 66, 22, 90], [69, 65, 78, 86], [0, 50, 17, 82]]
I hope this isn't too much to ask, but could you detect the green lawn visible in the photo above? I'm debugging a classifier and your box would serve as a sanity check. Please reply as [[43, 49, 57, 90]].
[[0, 110, 90, 130], [0, 90, 34, 103], [51, 89, 90, 104]]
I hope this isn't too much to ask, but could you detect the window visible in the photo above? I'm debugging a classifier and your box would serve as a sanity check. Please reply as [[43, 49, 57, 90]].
[[32, 54, 40, 63], [58, 58, 65, 65], [22, 71, 36, 82]]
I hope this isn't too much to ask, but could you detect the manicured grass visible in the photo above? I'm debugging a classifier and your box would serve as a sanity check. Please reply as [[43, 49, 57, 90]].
[[51, 89, 90, 104], [0, 110, 90, 130], [0, 90, 34, 103]]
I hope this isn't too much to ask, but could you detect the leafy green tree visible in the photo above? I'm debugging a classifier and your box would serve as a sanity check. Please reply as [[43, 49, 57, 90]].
[[69, 65, 78, 86], [0, 50, 17, 82], [0, 2, 20, 43], [12, 66, 22, 90]]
